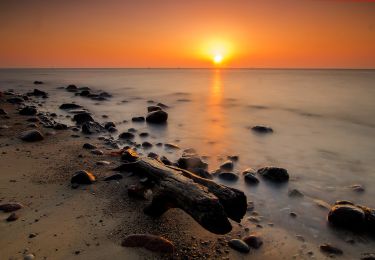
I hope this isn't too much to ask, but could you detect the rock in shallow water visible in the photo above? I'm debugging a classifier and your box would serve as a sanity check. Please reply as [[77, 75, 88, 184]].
[[218, 172, 239, 181], [119, 132, 135, 139], [6, 212, 19, 222], [19, 130, 44, 142], [19, 106, 37, 116], [257, 166, 289, 182], [328, 201, 367, 230], [71, 170, 96, 184], [59, 103, 82, 110], [243, 234, 263, 249], [81, 121, 105, 134], [146, 110, 168, 123], [147, 105, 162, 112], [83, 143, 97, 150], [220, 160, 234, 171], [320, 243, 343, 255], [228, 239, 250, 253], [251, 125, 273, 134], [0, 202, 23, 212], [73, 112, 94, 124], [122, 234, 175, 253], [244, 172, 259, 184]]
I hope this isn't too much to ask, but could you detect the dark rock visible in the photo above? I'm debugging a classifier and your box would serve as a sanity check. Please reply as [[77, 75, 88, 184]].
[[19, 106, 37, 116], [146, 110, 168, 124], [188, 168, 212, 179], [228, 239, 250, 253], [81, 121, 105, 134], [160, 156, 172, 166], [361, 253, 375, 260], [164, 143, 180, 149], [177, 156, 207, 169], [257, 166, 289, 182], [220, 160, 234, 171], [288, 189, 304, 197], [227, 155, 239, 162], [7, 97, 24, 104], [30, 88, 47, 96], [59, 103, 82, 110], [132, 116, 145, 122], [0, 203, 23, 212], [104, 173, 123, 181], [251, 125, 273, 134], [142, 141, 153, 148], [328, 202, 366, 230], [66, 84, 78, 92], [19, 130, 44, 142], [122, 234, 175, 253], [148, 152, 159, 159], [33, 81, 43, 84], [128, 128, 137, 133], [83, 143, 97, 150], [6, 212, 19, 222], [156, 102, 169, 109], [218, 172, 239, 181], [244, 173, 259, 184], [147, 106, 162, 112], [99, 91, 112, 98], [71, 170, 96, 184], [107, 126, 117, 133], [243, 234, 263, 249], [119, 132, 135, 139], [53, 123, 68, 130], [91, 149, 104, 155], [351, 184, 365, 192], [79, 90, 90, 96], [121, 149, 139, 162], [139, 132, 149, 137], [73, 112, 94, 124], [104, 122, 116, 129], [0, 108, 7, 115], [320, 243, 343, 255]]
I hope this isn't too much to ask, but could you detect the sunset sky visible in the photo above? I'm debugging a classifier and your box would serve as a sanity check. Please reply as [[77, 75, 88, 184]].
[[0, 0, 374, 68]]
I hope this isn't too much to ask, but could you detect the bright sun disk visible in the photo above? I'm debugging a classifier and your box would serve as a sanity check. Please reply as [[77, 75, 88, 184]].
[[213, 54, 223, 64]]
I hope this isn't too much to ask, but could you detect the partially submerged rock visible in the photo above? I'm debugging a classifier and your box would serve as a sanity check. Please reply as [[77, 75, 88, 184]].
[[244, 172, 259, 184], [251, 125, 273, 134], [59, 103, 82, 110], [73, 112, 94, 124], [19, 130, 44, 142], [19, 106, 37, 116], [83, 143, 97, 150], [243, 234, 263, 249], [6, 212, 19, 222], [132, 116, 145, 122], [288, 188, 304, 197], [81, 121, 105, 134], [121, 234, 175, 254], [228, 239, 250, 253], [71, 170, 96, 184], [177, 156, 208, 170], [119, 131, 135, 139], [220, 160, 234, 171], [257, 166, 289, 182], [0, 203, 23, 212], [146, 110, 168, 124], [320, 243, 343, 255], [218, 172, 239, 181], [147, 106, 162, 112]]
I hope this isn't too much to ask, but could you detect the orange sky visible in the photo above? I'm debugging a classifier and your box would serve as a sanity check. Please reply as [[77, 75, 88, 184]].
[[0, 0, 374, 68]]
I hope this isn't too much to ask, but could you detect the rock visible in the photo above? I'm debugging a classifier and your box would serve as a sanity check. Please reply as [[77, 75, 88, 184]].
[[0, 203, 23, 212], [244, 172, 259, 184], [29, 233, 37, 238], [139, 132, 149, 137], [146, 110, 168, 123], [83, 143, 97, 150], [188, 168, 212, 179], [243, 234, 263, 249], [361, 253, 375, 260], [220, 160, 234, 171], [328, 202, 366, 230], [142, 141, 153, 148], [79, 90, 90, 96], [228, 239, 250, 253], [132, 116, 145, 122], [104, 122, 116, 129], [121, 149, 139, 162], [251, 125, 273, 134], [33, 81, 43, 84], [7, 97, 24, 104], [218, 172, 239, 181], [29, 88, 47, 97], [73, 112, 94, 124], [0, 108, 7, 115], [91, 149, 104, 155], [82, 121, 105, 134], [156, 102, 169, 109], [19, 106, 37, 116], [59, 103, 82, 110], [107, 126, 117, 133], [104, 173, 123, 181], [66, 84, 78, 92], [164, 143, 180, 149], [147, 106, 162, 112], [177, 156, 207, 169], [148, 152, 159, 159], [53, 123, 68, 130], [351, 184, 365, 192], [160, 156, 172, 166], [119, 132, 135, 139], [121, 234, 175, 253], [257, 166, 289, 182], [288, 189, 304, 197], [128, 185, 147, 199], [96, 160, 111, 166], [19, 130, 44, 142], [319, 243, 343, 255], [71, 170, 96, 184], [24, 254, 35, 260], [227, 155, 239, 162], [128, 128, 137, 133], [6, 212, 19, 222]]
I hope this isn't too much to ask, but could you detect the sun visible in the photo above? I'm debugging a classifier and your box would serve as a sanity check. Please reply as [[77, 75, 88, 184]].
[[213, 54, 223, 64]]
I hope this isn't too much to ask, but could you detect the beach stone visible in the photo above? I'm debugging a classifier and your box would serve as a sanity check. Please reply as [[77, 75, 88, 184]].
[[361, 253, 375, 260], [81, 121, 104, 134], [19, 130, 44, 142], [6, 212, 19, 222], [34, 81, 43, 84], [59, 103, 82, 110], [132, 116, 145, 122], [147, 106, 162, 112], [73, 112, 94, 124], [220, 160, 234, 171], [328, 202, 366, 230], [79, 90, 90, 96], [53, 123, 68, 130], [121, 149, 139, 162], [146, 110, 168, 123], [0, 203, 23, 212], [7, 97, 24, 104], [91, 149, 104, 155], [24, 254, 35, 260], [128, 128, 137, 133], [257, 166, 289, 182], [288, 188, 304, 197], [244, 172, 259, 184], [227, 155, 239, 162], [104, 122, 116, 129], [251, 125, 273, 134], [0, 108, 7, 115], [177, 156, 207, 169], [28, 88, 47, 97], [83, 143, 97, 150], [351, 184, 365, 192], [148, 152, 159, 159], [160, 156, 172, 166], [320, 243, 343, 255], [164, 143, 180, 149], [71, 170, 96, 184], [243, 234, 263, 249], [107, 126, 117, 133], [156, 102, 169, 109], [104, 173, 123, 181], [139, 132, 149, 137], [19, 106, 37, 116], [142, 141, 153, 148], [122, 234, 175, 253], [228, 239, 250, 253], [188, 168, 212, 179], [66, 84, 78, 92], [119, 131, 135, 139], [218, 172, 239, 181]]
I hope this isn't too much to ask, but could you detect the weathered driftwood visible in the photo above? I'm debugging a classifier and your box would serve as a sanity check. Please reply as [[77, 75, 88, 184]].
[[114, 151, 247, 234]]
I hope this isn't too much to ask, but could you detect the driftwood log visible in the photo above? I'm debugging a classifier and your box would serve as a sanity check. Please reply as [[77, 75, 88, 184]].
[[114, 150, 247, 234]]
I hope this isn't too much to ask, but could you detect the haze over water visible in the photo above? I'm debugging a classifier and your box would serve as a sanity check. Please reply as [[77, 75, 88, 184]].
[[1, 68, 375, 257]]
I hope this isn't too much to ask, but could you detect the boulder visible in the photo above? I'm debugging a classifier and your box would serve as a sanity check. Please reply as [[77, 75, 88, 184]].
[[73, 112, 94, 124], [257, 166, 289, 182], [71, 170, 96, 184], [228, 239, 250, 253], [121, 234, 175, 254], [59, 103, 82, 110], [19, 130, 44, 142], [19, 106, 37, 115], [146, 110, 168, 123], [328, 201, 366, 230]]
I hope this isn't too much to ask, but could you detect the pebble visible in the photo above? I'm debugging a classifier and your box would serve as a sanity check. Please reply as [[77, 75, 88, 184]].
[[19, 130, 44, 142], [243, 234, 263, 249], [6, 212, 19, 221], [71, 170, 96, 184], [228, 239, 250, 253], [23, 254, 35, 260], [320, 243, 343, 255]]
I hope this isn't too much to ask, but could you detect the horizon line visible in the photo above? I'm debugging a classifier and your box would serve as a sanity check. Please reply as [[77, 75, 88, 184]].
[[0, 67, 374, 70]]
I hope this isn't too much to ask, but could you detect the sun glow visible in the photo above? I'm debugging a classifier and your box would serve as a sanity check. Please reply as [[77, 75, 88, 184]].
[[213, 54, 223, 64], [200, 38, 233, 66]]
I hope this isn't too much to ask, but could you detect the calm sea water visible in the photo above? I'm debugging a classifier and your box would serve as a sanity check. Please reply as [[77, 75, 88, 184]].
[[1, 68, 375, 255]]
